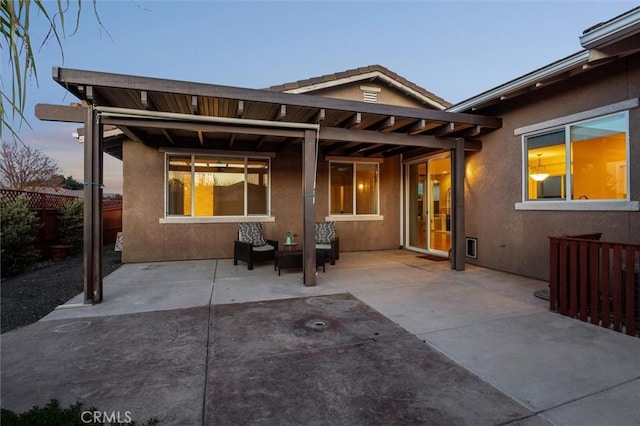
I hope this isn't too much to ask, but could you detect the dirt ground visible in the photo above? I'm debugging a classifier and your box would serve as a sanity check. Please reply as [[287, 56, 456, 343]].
[[1, 247, 122, 333]]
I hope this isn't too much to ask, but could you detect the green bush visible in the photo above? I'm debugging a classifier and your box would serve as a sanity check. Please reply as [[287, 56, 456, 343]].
[[0, 399, 159, 425], [57, 198, 84, 253], [0, 195, 41, 277]]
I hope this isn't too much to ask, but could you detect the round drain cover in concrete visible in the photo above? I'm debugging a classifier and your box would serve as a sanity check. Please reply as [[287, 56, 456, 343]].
[[305, 297, 335, 307], [305, 319, 330, 330], [52, 321, 92, 333]]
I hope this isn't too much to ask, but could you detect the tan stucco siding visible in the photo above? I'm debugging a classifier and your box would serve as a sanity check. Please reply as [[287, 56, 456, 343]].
[[465, 53, 640, 280], [310, 82, 429, 108], [122, 142, 401, 263]]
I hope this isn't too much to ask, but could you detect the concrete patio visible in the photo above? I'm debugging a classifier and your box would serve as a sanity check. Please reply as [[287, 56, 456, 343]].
[[2, 250, 639, 425]]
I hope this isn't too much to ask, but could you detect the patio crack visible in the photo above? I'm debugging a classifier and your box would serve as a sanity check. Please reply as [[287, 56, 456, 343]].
[[200, 260, 217, 426]]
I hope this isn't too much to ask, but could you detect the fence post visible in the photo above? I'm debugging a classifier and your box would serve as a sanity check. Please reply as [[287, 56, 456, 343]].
[[589, 241, 599, 325], [624, 247, 636, 336], [549, 237, 559, 311]]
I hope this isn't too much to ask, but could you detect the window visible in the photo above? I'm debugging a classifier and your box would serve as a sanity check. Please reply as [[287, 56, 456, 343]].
[[329, 161, 379, 215], [166, 154, 269, 217], [524, 112, 628, 202]]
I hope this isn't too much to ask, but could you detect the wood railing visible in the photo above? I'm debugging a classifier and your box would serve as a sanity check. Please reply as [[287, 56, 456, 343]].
[[549, 236, 639, 337]]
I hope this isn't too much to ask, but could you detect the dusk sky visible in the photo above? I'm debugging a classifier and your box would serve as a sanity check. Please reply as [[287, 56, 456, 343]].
[[3, 0, 638, 194]]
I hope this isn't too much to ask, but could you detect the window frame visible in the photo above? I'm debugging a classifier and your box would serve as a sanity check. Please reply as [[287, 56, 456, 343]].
[[516, 107, 638, 211], [161, 152, 273, 223], [327, 158, 383, 221]]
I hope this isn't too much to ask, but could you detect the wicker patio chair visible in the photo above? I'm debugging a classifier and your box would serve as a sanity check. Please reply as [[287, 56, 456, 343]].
[[233, 223, 278, 270], [315, 221, 339, 265]]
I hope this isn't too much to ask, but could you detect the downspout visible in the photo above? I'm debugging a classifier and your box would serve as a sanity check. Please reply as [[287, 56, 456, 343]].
[[399, 154, 404, 249]]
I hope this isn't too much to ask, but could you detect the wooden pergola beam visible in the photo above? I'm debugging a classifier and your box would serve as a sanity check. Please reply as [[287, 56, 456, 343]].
[[53, 67, 502, 129], [302, 130, 317, 286], [375, 115, 395, 131], [407, 120, 446, 135], [35, 101, 104, 303], [84, 107, 104, 303], [320, 126, 455, 149], [35, 104, 86, 122], [100, 117, 305, 139], [433, 123, 456, 137], [191, 96, 199, 115], [236, 100, 245, 118], [343, 143, 370, 155], [361, 144, 394, 157], [339, 112, 361, 129], [451, 138, 466, 271], [311, 108, 325, 124]]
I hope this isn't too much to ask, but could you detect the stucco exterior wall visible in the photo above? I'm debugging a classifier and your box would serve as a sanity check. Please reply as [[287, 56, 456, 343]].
[[122, 142, 401, 263], [464, 53, 640, 280], [310, 82, 428, 108]]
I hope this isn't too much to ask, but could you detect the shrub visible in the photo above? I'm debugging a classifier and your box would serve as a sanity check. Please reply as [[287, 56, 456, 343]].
[[57, 198, 84, 253], [0, 399, 159, 425], [0, 195, 41, 277]]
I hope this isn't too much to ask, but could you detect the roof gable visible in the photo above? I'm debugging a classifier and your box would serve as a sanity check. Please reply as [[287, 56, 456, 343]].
[[267, 65, 451, 110]]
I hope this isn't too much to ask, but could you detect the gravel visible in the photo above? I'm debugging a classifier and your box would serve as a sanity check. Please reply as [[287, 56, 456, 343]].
[[1, 247, 122, 334]]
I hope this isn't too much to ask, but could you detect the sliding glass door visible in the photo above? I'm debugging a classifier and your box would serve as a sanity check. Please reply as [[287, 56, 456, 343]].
[[406, 154, 451, 255]]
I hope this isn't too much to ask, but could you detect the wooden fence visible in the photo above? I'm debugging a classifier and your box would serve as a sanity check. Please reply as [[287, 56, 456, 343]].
[[103, 204, 123, 244], [549, 235, 639, 337], [0, 189, 122, 258]]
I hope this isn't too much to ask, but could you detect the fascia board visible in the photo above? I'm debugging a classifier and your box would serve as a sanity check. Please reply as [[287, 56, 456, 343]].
[[580, 8, 640, 49], [284, 71, 449, 110], [447, 51, 590, 113]]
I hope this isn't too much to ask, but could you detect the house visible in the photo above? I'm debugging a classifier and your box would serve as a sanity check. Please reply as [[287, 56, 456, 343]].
[[37, 7, 639, 300], [449, 6, 640, 280]]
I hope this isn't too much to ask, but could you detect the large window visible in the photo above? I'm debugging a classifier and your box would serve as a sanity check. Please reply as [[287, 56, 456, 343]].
[[166, 154, 270, 217], [329, 161, 379, 215], [524, 112, 628, 202]]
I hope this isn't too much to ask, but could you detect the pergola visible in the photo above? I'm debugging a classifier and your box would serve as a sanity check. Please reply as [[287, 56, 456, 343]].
[[37, 67, 501, 303]]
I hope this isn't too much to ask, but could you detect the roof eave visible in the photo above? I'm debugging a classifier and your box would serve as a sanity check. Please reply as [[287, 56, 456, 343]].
[[283, 70, 451, 110], [447, 50, 590, 113], [580, 7, 640, 49]]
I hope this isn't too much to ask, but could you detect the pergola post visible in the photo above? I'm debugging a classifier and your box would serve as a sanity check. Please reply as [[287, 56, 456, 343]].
[[83, 106, 104, 303], [302, 129, 317, 286], [451, 137, 466, 271]]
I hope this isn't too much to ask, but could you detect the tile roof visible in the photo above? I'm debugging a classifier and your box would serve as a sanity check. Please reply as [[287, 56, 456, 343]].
[[266, 64, 451, 108]]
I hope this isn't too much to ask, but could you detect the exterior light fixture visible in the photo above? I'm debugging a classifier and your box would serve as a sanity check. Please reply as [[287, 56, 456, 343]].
[[529, 153, 549, 181]]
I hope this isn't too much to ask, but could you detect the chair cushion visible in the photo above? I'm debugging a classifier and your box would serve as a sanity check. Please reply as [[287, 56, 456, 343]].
[[238, 223, 267, 247], [253, 244, 274, 252], [315, 243, 332, 250], [315, 221, 336, 244]]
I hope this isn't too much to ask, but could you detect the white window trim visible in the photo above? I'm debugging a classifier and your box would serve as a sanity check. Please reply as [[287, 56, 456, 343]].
[[514, 98, 638, 135], [160, 216, 275, 224], [518, 109, 634, 210], [163, 152, 272, 221], [515, 201, 639, 211], [325, 214, 384, 222], [328, 160, 381, 219]]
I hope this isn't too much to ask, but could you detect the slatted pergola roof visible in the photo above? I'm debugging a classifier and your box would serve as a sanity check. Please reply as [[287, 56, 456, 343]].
[[45, 67, 502, 160]]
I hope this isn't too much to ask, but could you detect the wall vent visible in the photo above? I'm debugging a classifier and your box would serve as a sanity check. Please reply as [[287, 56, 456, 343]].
[[360, 85, 381, 103], [465, 237, 478, 259], [363, 91, 378, 103]]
